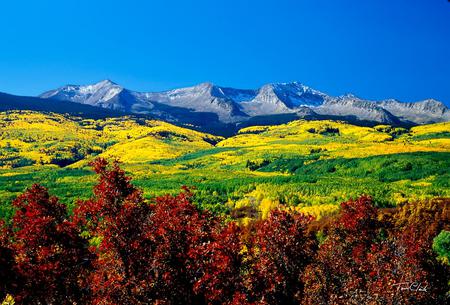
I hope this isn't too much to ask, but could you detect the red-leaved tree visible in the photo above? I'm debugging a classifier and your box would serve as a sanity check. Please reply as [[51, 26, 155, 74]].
[[146, 190, 218, 304], [302, 196, 450, 305], [10, 184, 93, 304], [74, 159, 221, 304], [365, 199, 450, 304], [0, 220, 15, 301], [189, 222, 246, 305], [73, 158, 152, 304], [302, 196, 380, 305], [247, 210, 316, 305]]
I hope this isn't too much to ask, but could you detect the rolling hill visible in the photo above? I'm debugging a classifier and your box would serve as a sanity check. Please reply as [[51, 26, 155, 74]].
[[0, 111, 222, 168], [1, 110, 449, 221]]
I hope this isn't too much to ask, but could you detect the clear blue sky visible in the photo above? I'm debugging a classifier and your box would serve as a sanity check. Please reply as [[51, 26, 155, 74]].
[[0, 0, 449, 105]]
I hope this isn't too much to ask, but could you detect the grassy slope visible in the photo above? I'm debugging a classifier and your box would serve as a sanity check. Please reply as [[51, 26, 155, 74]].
[[0, 111, 449, 220]]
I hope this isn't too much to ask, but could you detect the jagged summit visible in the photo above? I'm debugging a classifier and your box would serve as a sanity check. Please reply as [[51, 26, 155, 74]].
[[40, 79, 125, 110], [38, 80, 450, 128], [98, 79, 117, 86]]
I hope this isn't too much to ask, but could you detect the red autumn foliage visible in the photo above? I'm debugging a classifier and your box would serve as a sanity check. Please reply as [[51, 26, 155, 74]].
[[0, 160, 448, 304], [74, 159, 218, 304], [363, 198, 450, 304], [190, 222, 245, 305], [72, 159, 152, 304], [247, 210, 317, 305], [364, 229, 445, 304], [8, 184, 93, 304], [0, 220, 15, 300], [302, 196, 381, 305], [72, 158, 142, 233], [303, 196, 450, 305], [144, 191, 217, 305]]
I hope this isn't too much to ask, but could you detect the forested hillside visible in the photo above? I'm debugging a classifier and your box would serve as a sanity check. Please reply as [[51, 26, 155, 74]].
[[1, 111, 449, 221]]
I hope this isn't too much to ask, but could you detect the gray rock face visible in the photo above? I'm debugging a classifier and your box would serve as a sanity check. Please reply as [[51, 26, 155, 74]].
[[315, 94, 401, 124], [40, 80, 449, 127], [377, 99, 450, 124], [40, 80, 127, 110], [133, 82, 249, 123]]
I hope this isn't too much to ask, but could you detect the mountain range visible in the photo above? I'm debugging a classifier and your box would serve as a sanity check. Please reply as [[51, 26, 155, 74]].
[[1, 80, 448, 135], [0, 91, 125, 119]]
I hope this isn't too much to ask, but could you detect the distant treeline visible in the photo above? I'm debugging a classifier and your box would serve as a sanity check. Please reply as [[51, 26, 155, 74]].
[[0, 159, 449, 305]]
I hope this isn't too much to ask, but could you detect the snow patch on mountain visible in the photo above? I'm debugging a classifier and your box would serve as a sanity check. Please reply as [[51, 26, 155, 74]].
[[39, 80, 449, 127]]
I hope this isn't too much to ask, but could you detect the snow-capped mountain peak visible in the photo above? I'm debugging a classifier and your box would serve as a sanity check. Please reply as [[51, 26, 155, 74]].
[[85, 79, 119, 91], [38, 80, 450, 128], [40, 79, 126, 110], [339, 93, 359, 99]]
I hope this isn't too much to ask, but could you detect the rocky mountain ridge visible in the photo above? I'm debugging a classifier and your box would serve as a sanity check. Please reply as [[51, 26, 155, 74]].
[[36, 79, 450, 130]]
